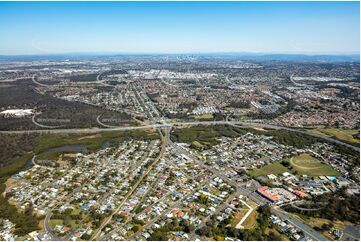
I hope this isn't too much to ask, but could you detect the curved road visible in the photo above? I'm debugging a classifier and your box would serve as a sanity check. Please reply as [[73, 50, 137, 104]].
[[96, 115, 121, 128], [31, 75, 51, 87], [32, 115, 64, 129], [44, 212, 62, 241]]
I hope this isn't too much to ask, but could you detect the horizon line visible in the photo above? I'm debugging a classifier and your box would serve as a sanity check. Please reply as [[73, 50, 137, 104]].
[[0, 51, 360, 57]]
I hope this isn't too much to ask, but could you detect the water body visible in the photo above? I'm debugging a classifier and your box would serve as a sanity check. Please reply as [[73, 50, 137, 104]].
[[102, 141, 110, 149], [24, 157, 34, 170]]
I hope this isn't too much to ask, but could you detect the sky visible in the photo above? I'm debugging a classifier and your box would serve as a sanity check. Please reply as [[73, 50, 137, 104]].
[[0, 1, 359, 55]]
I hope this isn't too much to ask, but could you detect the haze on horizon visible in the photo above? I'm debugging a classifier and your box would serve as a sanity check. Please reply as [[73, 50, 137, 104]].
[[0, 1, 359, 55]]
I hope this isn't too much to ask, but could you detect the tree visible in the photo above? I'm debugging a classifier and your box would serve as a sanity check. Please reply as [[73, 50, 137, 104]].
[[321, 223, 333, 231], [149, 230, 167, 241], [280, 160, 290, 167], [196, 226, 212, 237]]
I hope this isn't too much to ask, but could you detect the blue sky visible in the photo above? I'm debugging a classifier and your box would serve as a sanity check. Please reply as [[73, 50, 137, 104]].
[[0, 1, 359, 55]]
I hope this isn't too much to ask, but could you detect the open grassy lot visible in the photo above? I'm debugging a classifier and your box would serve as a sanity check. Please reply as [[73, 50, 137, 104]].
[[241, 200, 259, 230], [289, 153, 340, 177], [231, 209, 248, 227], [241, 210, 258, 230], [49, 219, 64, 229], [36, 151, 61, 161], [308, 127, 359, 144], [248, 161, 289, 177], [230, 199, 258, 230]]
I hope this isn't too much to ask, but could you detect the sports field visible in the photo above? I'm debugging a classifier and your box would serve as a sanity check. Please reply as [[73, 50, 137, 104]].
[[249, 153, 339, 177], [289, 153, 340, 177]]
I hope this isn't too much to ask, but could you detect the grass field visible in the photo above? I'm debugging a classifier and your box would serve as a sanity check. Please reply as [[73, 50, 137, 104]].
[[309, 127, 359, 144], [289, 153, 340, 177], [248, 161, 289, 177], [231, 199, 258, 230], [241, 200, 259, 230], [230, 209, 248, 227], [191, 141, 203, 149], [36, 151, 61, 161], [49, 219, 63, 229]]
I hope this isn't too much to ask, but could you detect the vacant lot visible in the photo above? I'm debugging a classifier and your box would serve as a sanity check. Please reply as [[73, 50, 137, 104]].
[[231, 199, 258, 230], [240, 200, 259, 230]]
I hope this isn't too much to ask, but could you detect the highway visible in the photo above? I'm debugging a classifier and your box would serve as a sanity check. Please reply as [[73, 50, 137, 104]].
[[1, 120, 358, 152], [272, 207, 328, 241]]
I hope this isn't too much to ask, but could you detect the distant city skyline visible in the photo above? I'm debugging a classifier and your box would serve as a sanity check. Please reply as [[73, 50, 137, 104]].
[[0, 1, 359, 55]]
